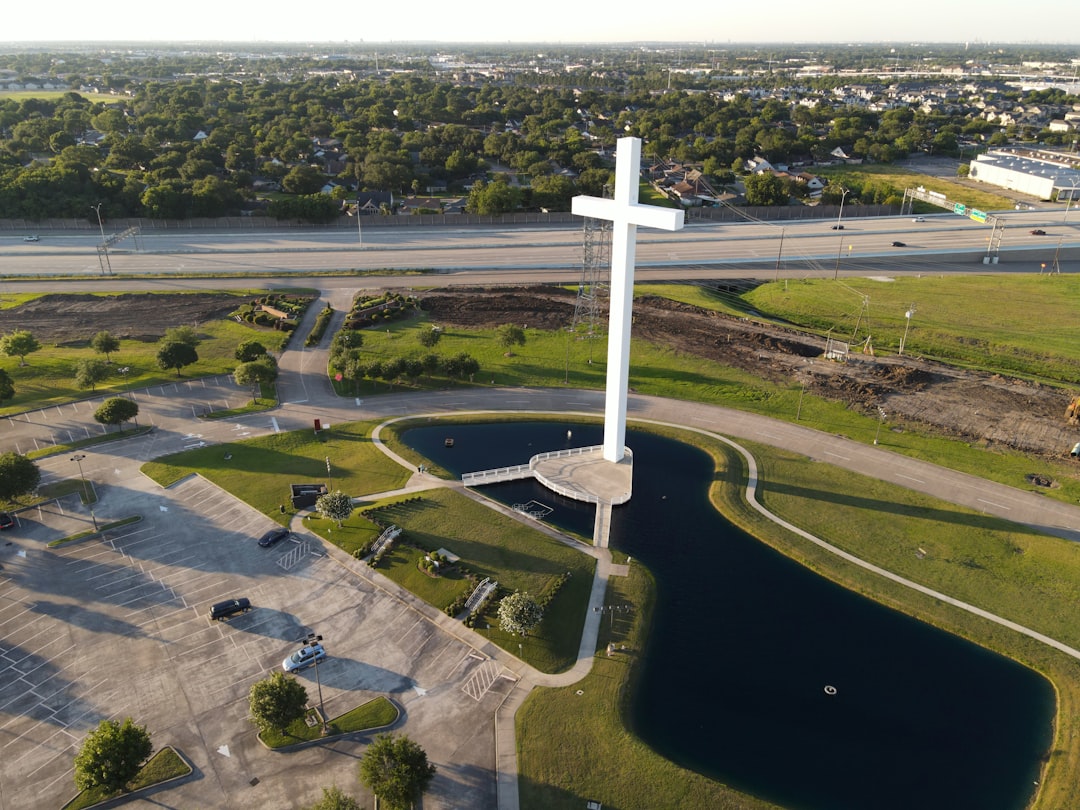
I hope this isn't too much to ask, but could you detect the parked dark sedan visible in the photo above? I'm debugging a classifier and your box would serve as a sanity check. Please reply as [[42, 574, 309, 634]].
[[258, 527, 291, 547], [0, 511, 15, 530]]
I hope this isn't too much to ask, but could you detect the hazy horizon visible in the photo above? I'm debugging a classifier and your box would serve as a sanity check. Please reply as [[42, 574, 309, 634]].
[[3, 0, 1078, 49]]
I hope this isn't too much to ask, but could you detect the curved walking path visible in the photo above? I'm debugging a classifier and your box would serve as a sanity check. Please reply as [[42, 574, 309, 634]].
[[10, 286, 1080, 809]]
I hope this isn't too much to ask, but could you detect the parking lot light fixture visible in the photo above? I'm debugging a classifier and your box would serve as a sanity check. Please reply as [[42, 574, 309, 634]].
[[304, 632, 328, 734], [70, 453, 98, 531]]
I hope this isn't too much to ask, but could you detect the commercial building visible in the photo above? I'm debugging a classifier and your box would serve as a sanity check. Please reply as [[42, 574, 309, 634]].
[[967, 147, 1080, 200]]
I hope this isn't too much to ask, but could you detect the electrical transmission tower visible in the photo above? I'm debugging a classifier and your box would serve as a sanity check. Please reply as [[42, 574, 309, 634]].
[[562, 202, 612, 382]]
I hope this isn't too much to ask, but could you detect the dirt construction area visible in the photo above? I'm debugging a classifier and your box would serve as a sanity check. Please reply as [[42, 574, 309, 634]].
[[4, 292, 242, 343], [6, 287, 1078, 460]]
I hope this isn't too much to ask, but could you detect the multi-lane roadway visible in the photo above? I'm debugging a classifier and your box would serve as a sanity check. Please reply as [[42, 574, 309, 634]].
[[1, 210, 1076, 282]]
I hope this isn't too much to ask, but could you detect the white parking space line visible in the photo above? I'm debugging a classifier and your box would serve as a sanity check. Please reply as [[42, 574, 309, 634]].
[[133, 605, 193, 630], [0, 607, 35, 633]]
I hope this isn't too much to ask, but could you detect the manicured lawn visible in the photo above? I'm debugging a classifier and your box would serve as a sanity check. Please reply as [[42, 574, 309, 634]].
[[141, 420, 411, 525], [61, 746, 191, 810], [258, 696, 398, 748], [362, 489, 596, 673]]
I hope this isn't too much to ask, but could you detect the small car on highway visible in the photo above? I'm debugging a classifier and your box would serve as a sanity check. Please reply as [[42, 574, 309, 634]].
[[912, 216, 925, 222], [891, 241, 907, 247], [283, 642, 326, 672], [1030, 228, 1046, 235], [258, 527, 291, 547], [0, 511, 15, 530], [23, 235, 39, 242], [831, 224, 844, 230]]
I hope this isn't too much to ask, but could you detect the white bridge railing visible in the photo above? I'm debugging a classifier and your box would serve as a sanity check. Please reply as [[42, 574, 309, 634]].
[[461, 464, 532, 486]]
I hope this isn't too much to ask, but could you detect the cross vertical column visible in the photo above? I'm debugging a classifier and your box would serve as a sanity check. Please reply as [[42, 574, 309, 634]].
[[571, 137, 684, 462]]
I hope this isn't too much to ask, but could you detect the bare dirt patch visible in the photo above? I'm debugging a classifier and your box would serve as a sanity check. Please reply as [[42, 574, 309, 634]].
[[4, 293, 244, 344], [420, 287, 1077, 460]]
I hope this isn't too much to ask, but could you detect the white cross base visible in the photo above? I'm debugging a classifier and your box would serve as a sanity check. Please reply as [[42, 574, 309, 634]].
[[571, 137, 684, 462]]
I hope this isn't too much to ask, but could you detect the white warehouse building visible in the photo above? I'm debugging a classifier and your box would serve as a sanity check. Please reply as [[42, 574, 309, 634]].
[[967, 147, 1080, 201]]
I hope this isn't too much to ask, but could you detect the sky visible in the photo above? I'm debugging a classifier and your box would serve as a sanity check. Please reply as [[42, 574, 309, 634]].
[[2, 1, 1078, 45]]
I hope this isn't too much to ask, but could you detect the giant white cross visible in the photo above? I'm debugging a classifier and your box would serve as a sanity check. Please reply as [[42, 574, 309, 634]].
[[571, 137, 685, 462]]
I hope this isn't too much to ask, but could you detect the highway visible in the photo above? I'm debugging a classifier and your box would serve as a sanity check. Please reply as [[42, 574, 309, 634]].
[[1, 209, 1077, 283]]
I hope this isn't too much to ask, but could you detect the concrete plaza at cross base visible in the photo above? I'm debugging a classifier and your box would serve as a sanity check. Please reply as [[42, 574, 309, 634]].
[[465, 136, 684, 542]]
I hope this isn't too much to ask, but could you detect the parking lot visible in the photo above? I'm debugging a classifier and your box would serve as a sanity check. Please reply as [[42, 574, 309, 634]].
[[0, 462, 514, 808]]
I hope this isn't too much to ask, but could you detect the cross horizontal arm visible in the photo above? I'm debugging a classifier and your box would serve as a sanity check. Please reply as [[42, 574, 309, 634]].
[[571, 195, 684, 232]]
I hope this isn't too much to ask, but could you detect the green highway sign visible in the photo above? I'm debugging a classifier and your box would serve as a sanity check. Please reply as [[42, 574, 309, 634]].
[[953, 203, 967, 214], [970, 208, 987, 223]]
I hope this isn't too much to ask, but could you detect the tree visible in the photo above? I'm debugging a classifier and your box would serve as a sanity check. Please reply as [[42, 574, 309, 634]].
[[75, 358, 111, 392], [0, 330, 41, 367], [417, 327, 442, 348], [307, 786, 362, 810], [316, 490, 353, 528], [248, 671, 308, 735], [234, 357, 278, 402], [743, 172, 789, 206], [234, 339, 268, 363], [162, 325, 200, 348], [282, 164, 327, 195], [358, 733, 437, 810], [72, 717, 152, 794], [0, 368, 13, 404], [497, 591, 544, 637], [496, 324, 526, 356], [94, 397, 139, 432], [156, 341, 198, 377], [90, 331, 120, 363], [0, 452, 40, 503]]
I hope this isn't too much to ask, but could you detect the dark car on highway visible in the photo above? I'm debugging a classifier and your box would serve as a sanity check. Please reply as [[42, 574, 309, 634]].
[[258, 527, 291, 548], [0, 511, 15, 530], [891, 241, 906, 247], [1030, 229, 1046, 235]]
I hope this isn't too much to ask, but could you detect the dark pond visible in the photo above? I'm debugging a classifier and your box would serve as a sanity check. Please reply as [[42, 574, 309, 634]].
[[402, 420, 1055, 810]]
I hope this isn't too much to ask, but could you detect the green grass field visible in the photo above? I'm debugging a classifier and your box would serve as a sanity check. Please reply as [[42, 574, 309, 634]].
[[363, 489, 596, 673], [0, 290, 289, 416], [813, 165, 1016, 212], [142, 420, 411, 525]]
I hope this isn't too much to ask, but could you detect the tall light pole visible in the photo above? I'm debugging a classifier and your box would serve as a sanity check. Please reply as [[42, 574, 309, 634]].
[[833, 188, 850, 280], [773, 227, 785, 282], [304, 632, 328, 734], [91, 203, 112, 275], [899, 305, 916, 356], [1062, 180, 1079, 224], [70, 453, 98, 531]]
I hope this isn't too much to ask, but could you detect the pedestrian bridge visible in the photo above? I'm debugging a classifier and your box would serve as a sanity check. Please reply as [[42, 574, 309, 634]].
[[462, 445, 633, 506]]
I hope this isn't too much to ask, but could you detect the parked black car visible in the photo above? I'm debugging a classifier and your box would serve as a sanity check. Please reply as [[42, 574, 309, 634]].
[[0, 511, 15, 530], [258, 527, 290, 548], [209, 597, 251, 620]]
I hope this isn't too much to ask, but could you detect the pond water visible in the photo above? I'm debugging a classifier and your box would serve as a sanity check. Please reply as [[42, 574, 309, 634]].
[[402, 420, 1055, 810]]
